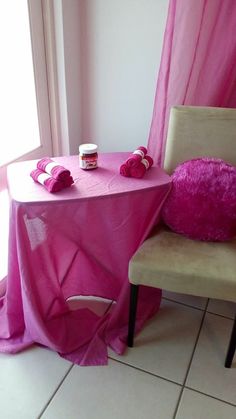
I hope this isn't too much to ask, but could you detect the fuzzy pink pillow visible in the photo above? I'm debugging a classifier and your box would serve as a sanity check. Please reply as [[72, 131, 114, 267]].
[[162, 158, 236, 241]]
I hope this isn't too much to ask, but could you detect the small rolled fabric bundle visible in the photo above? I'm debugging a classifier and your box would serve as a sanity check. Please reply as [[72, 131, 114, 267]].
[[30, 169, 65, 193], [144, 155, 153, 168], [129, 155, 154, 179], [62, 176, 74, 187], [37, 157, 71, 181], [119, 146, 148, 176], [119, 163, 130, 177], [125, 146, 147, 168]]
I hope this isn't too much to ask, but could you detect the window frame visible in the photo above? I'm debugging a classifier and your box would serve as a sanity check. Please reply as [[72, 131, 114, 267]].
[[0, 0, 54, 190]]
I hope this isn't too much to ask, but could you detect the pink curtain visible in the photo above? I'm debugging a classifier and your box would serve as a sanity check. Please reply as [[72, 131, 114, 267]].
[[148, 0, 236, 166]]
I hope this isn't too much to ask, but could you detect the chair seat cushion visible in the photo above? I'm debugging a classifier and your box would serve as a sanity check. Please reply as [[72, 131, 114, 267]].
[[162, 158, 236, 241], [129, 227, 236, 302]]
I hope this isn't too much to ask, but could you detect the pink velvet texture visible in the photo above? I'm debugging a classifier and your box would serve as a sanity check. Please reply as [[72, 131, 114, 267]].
[[162, 158, 236, 241]]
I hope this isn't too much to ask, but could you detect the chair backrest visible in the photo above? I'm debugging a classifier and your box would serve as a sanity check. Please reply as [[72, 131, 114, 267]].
[[164, 106, 236, 174]]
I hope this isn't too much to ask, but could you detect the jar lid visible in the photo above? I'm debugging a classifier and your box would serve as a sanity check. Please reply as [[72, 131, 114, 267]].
[[79, 143, 98, 154]]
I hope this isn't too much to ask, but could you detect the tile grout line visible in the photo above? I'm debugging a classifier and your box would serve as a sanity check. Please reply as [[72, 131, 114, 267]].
[[183, 297, 236, 408], [184, 386, 236, 408], [108, 296, 235, 416], [36, 298, 112, 418], [37, 364, 74, 419], [36, 298, 234, 418], [109, 298, 235, 417], [205, 310, 236, 321], [162, 297, 207, 312], [163, 297, 235, 320], [110, 353, 236, 410], [172, 300, 208, 419], [108, 356, 183, 388]]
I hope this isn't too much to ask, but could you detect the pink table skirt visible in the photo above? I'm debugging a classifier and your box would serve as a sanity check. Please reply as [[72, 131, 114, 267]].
[[0, 153, 171, 365]]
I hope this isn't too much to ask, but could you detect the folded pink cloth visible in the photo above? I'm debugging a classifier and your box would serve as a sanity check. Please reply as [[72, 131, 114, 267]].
[[37, 158, 71, 181], [30, 169, 66, 193], [63, 176, 74, 187], [120, 163, 130, 177], [129, 155, 154, 179], [144, 155, 154, 168], [125, 146, 147, 168]]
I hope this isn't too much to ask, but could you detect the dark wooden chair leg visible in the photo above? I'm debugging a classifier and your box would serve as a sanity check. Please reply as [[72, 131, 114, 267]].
[[127, 284, 139, 347], [225, 314, 236, 368]]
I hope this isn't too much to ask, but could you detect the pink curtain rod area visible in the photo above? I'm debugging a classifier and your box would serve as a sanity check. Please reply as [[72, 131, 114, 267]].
[[148, 0, 236, 166]]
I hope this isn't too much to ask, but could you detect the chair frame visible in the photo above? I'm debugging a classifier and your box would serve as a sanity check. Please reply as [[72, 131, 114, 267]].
[[127, 283, 236, 368]]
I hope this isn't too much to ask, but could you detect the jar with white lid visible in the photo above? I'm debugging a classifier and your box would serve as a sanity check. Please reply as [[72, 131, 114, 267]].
[[79, 143, 98, 170]]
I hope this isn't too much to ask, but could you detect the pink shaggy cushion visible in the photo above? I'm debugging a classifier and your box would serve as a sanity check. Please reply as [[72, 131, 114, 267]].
[[162, 158, 236, 241]]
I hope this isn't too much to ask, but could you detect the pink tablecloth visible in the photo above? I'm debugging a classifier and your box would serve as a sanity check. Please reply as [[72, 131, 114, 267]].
[[0, 152, 171, 365]]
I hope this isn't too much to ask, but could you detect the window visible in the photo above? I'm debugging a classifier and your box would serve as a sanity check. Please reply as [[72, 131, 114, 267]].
[[0, 0, 52, 173], [0, 0, 53, 278]]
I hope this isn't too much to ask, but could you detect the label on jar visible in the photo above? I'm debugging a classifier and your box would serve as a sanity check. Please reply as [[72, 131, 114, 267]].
[[80, 155, 98, 169]]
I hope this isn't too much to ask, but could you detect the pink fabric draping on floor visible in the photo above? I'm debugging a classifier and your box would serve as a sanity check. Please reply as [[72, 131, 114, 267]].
[[148, 0, 236, 166], [0, 153, 171, 365]]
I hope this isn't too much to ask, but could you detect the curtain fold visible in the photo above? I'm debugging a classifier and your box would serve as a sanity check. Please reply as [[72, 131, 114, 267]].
[[148, 0, 236, 166]]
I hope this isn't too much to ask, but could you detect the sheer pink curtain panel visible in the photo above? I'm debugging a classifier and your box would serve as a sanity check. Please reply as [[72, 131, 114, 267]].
[[148, 0, 236, 166]]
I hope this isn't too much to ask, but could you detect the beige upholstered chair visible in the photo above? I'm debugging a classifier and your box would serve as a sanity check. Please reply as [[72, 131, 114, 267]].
[[127, 106, 236, 368]]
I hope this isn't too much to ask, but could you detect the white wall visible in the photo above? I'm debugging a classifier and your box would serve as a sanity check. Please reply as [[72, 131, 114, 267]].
[[56, 0, 169, 154]]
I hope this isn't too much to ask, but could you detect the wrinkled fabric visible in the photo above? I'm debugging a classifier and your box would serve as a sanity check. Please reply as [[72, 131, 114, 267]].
[[0, 153, 171, 365], [148, 0, 236, 166]]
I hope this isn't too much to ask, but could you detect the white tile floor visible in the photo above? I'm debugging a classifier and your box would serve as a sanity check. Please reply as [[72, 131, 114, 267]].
[[0, 293, 235, 419]]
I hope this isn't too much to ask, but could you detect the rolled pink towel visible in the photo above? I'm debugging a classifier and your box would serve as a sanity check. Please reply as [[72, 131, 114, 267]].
[[129, 155, 154, 179], [37, 158, 71, 181], [144, 155, 154, 168], [129, 164, 146, 179], [30, 169, 65, 193], [63, 176, 74, 187], [120, 163, 130, 177], [125, 146, 147, 168]]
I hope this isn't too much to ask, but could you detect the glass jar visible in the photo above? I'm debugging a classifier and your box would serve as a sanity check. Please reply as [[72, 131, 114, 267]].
[[79, 143, 98, 170]]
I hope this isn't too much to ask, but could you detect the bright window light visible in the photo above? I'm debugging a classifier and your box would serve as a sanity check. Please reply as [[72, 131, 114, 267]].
[[0, 1, 40, 166]]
